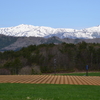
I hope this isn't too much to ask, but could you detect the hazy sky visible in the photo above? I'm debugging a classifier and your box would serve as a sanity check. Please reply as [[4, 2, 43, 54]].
[[0, 0, 100, 29]]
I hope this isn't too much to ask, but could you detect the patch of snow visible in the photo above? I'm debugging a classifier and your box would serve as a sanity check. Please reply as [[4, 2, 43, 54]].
[[0, 24, 100, 39]]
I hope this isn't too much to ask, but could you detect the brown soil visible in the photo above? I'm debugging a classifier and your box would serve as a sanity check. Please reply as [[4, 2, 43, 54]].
[[0, 75, 100, 85]]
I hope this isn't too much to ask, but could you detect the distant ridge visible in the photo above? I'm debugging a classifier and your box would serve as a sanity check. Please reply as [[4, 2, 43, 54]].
[[0, 24, 100, 39]]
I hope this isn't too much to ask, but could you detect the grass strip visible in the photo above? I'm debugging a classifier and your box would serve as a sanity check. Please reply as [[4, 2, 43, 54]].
[[57, 72, 100, 76], [0, 83, 100, 100]]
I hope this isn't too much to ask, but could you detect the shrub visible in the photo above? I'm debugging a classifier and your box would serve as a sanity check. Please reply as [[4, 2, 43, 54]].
[[19, 65, 41, 75], [32, 65, 41, 74], [19, 66, 32, 75]]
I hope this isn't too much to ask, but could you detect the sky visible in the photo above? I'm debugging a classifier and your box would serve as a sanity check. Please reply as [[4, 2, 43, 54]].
[[0, 0, 100, 29]]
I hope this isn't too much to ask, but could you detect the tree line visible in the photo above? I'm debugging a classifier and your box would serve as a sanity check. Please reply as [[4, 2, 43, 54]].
[[0, 41, 100, 75]]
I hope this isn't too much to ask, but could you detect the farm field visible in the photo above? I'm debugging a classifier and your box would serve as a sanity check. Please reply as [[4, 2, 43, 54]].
[[0, 83, 100, 100], [0, 75, 100, 85]]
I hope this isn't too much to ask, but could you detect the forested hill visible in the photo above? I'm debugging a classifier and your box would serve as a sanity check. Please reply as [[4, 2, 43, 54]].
[[1, 34, 100, 51], [0, 42, 100, 75]]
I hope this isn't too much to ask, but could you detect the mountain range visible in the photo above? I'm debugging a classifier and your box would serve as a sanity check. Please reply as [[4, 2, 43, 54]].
[[1, 24, 100, 39], [1, 24, 100, 51]]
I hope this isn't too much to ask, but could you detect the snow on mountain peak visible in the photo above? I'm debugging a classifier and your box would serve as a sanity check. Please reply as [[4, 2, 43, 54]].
[[0, 24, 100, 39]]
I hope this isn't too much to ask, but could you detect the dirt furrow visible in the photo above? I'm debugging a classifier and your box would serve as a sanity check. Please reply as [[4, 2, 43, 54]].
[[36, 75, 50, 84], [31, 75, 46, 84], [11, 75, 40, 83], [78, 76, 91, 85], [40, 75, 52, 84], [50, 76, 58, 84], [73, 76, 84, 85], [55, 76, 60, 84], [85, 76, 99, 85], [27, 75, 44, 83], [67, 76, 73, 84], [46, 75, 55, 84], [64, 76, 69, 84], [60, 76, 64, 84], [70, 76, 79, 85], [91, 77, 100, 85]]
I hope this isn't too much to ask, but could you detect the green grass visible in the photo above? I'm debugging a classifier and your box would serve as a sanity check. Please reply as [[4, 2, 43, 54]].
[[0, 83, 100, 100], [57, 72, 100, 76]]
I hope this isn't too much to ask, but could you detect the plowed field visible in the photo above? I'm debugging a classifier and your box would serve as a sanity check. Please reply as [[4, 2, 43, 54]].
[[0, 75, 100, 85]]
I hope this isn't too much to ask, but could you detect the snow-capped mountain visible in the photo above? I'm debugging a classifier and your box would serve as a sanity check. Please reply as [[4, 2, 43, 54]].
[[0, 24, 100, 39]]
